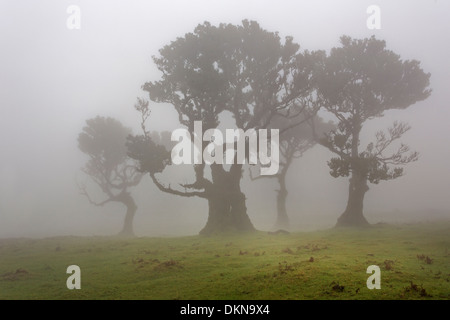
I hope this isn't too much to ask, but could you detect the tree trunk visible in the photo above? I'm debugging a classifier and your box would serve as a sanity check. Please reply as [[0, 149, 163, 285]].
[[336, 122, 370, 228], [336, 170, 370, 227], [274, 175, 289, 230], [199, 164, 255, 235], [116, 191, 137, 236]]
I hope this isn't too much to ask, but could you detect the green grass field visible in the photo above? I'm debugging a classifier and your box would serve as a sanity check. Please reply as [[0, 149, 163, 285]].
[[1, 222, 449, 300]]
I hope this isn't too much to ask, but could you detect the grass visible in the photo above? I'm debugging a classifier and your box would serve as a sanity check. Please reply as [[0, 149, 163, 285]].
[[0, 221, 449, 300]]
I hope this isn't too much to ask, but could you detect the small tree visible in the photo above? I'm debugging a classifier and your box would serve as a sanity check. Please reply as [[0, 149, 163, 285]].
[[317, 36, 431, 227], [78, 116, 144, 236], [250, 116, 333, 230]]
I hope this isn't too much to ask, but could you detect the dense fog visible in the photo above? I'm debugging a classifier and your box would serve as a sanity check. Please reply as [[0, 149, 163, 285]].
[[0, 0, 449, 238]]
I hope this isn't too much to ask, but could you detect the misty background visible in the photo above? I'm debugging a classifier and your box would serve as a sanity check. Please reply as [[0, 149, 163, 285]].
[[0, 0, 449, 237]]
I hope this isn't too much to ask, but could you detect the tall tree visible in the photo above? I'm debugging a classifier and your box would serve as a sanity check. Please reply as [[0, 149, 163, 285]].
[[317, 36, 431, 227], [130, 20, 322, 234], [78, 116, 144, 236]]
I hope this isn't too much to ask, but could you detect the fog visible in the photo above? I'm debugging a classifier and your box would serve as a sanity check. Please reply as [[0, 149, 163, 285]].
[[1, 0, 449, 238]]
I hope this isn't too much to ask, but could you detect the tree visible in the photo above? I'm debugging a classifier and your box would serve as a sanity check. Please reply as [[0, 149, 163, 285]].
[[77, 116, 144, 236], [317, 36, 431, 227], [130, 20, 322, 234], [250, 116, 334, 230]]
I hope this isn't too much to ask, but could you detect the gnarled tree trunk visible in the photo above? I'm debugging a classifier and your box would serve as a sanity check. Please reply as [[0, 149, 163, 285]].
[[116, 191, 137, 236], [200, 164, 255, 235], [336, 170, 370, 227]]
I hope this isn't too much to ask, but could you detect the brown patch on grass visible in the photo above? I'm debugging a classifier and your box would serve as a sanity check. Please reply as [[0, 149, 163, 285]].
[[1, 268, 29, 281], [275, 262, 294, 276], [403, 281, 432, 297], [331, 281, 345, 292], [384, 260, 394, 271], [154, 259, 183, 271], [281, 247, 293, 254], [417, 254, 433, 264], [132, 257, 160, 268]]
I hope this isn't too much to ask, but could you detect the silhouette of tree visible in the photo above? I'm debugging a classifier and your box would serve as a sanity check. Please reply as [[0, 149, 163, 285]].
[[317, 36, 431, 227], [130, 20, 322, 234], [77, 116, 144, 236]]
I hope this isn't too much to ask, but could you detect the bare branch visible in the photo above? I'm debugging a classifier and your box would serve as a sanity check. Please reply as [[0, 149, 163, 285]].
[[379, 147, 419, 165], [135, 98, 151, 137], [77, 181, 115, 207], [373, 121, 411, 157], [149, 173, 207, 199]]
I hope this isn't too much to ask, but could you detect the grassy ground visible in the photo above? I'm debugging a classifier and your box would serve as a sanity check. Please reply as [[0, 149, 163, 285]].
[[0, 221, 449, 300]]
